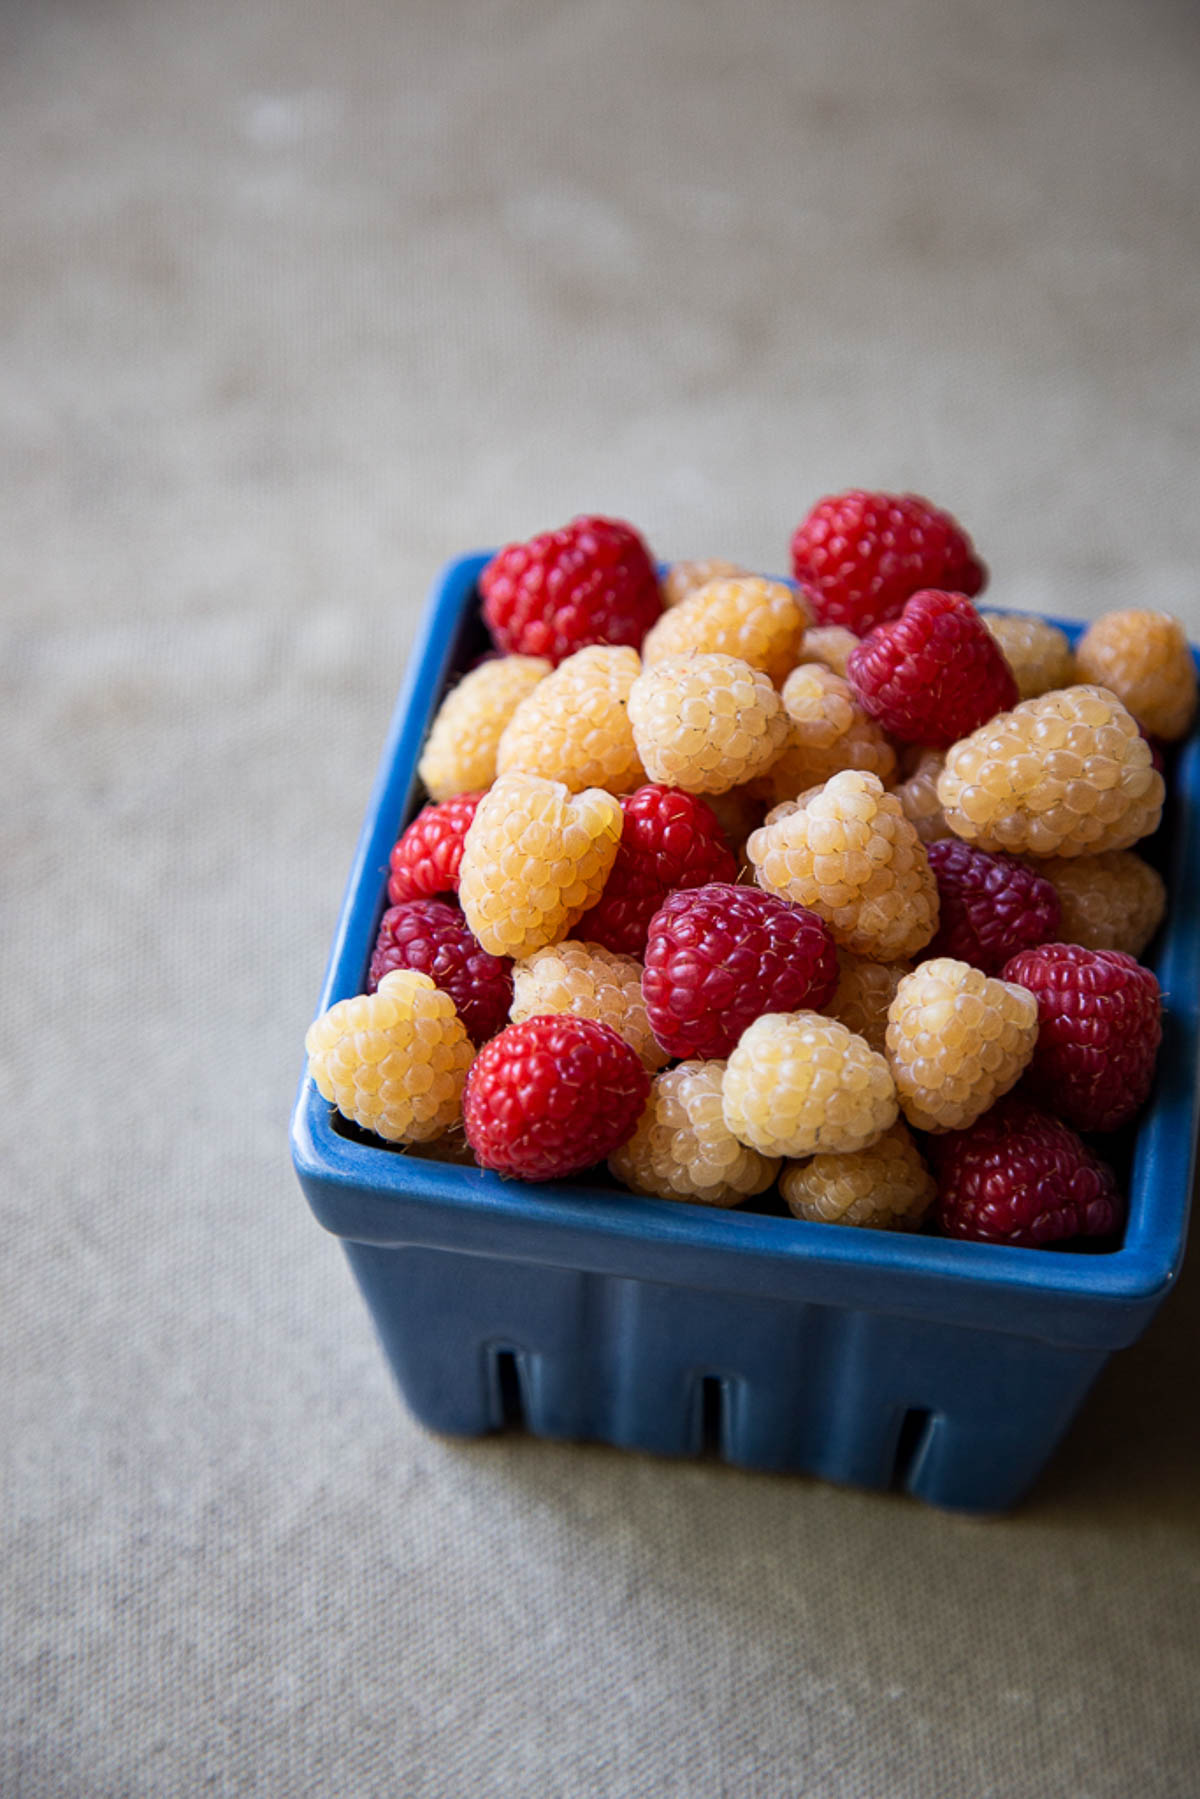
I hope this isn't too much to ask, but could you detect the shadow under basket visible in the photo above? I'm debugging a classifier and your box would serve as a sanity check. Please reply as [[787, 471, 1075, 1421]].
[[291, 552, 1200, 1514]]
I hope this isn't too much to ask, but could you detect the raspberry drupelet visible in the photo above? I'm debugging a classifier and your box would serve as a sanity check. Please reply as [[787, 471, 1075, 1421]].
[[496, 644, 645, 795], [641, 882, 839, 1061], [846, 589, 1019, 748], [418, 655, 550, 801], [790, 490, 986, 635], [609, 1060, 780, 1207], [480, 514, 662, 663]]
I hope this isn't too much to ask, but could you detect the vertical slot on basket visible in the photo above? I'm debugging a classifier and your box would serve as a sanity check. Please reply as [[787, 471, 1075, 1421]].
[[491, 1348, 527, 1433], [698, 1375, 726, 1459], [890, 1407, 935, 1490]]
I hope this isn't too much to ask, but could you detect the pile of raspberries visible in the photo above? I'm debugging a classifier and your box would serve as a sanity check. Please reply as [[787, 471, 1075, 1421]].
[[304, 493, 1196, 1251]]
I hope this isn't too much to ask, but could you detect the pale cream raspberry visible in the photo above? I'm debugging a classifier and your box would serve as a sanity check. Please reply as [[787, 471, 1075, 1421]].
[[885, 958, 1038, 1133], [418, 654, 551, 801], [722, 1011, 898, 1158], [826, 951, 913, 1055], [892, 749, 954, 844], [628, 652, 791, 794], [981, 613, 1075, 700], [747, 770, 939, 962], [641, 576, 809, 685], [510, 940, 667, 1070], [781, 1120, 935, 1230], [661, 558, 749, 609], [458, 773, 623, 958], [609, 1060, 779, 1205], [496, 644, 645, 795], [1037, 850, 1167, 957], [305, 970, 474, 1143], [797, 625, 860, 679], [1074, 609, 1198, 741], [765, 663, 897, 802], [937, 685, 1165, 857]]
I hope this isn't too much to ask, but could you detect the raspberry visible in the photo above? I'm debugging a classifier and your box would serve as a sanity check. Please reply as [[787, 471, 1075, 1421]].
[[766, 663, 898, 802], [480, 515, 662, 664], [661, 559, 749, 609], [387, 793, 483, 905], [723, 1011, 898, 1158], [885, 958, 1038, 1133], [980, 612, 1075, 701], [893, 749, 954, 844], [846, 590, 1019, 748], [798, 625, 860, 679], [305, 970, 474, 1144], [1001, 943, 1162, 1132], [933, 1099, 1124, 1248], [1037, 850, 1166, 957], [462, 1014, 649, 1180], [781, 1120, 935, 1231], [748, 770, 939, 963], [627, 652, 791, 793], [1074, 610, 1198, 742], [924, 839, 1061, 973], [641, 575, 809, 686], [937, 686, 1165, 858], [572, 783, 737, 956], [510, 940, 667, 1070], [826, 951, 913, 1055], [641, 882, 838, 1060], [609, 1060, 780, 1206], [417, 655, 550, 801], [496, 644, 645, 795], [458, 773, 623, 958], [790, 490, 986, 635], [367, 899, 513, 1046]]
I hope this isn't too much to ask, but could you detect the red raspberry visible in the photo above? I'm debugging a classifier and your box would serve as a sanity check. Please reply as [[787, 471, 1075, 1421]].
[[387, 793, 483, 905], [1001, 943, 1162, 1132], [367, 899, 513, 1046], [933, 1099, 1124, 1248], [847, 590, 1019, 747], [462, 1014, 650, 1180], [480, 515, 662, 664], [790, 490, 987, 635], [573, 784, 739, 957], [924, 840, 1060, 974], [641, 882, 839, 1061]]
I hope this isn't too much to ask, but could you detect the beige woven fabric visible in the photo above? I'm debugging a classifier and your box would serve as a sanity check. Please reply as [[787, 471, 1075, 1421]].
[[4, 0, 1200, 1793]]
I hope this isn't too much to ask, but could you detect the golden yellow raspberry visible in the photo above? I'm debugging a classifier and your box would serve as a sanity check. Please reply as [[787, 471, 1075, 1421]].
[[628, 652, 791, 794], [510, 940, 668, 1070], [722, 1011, 898, 1158], [892, 749, 954, 844], [765, 663, 897, 801], [937, 685, 1165, 857], [980, 613, 1075, 700], [661, 558, 748, 609], [826, 950, 914, 1055], [609, 1060, 779, 1205], [781, 1120, 935, 1230], [1037, 849, 1167, 957], [747, 770, 939, 962], [417, 654, 551, 801], [496, 644, 645, 795], [885, 958, 1038, 1133], [641, 576, 809, 685], [797, 625, 860, 679], [458, 773, 623, 958], [1074, 610, 1198, 741], [305, 970, 474, 1144]]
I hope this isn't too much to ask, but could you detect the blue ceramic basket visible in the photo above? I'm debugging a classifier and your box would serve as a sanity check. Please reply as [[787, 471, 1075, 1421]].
[[291, 553, 1200, 1511]]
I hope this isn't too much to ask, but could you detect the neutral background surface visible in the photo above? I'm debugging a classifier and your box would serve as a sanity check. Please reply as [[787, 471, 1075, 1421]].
[[5, 1, 1200, 1794]]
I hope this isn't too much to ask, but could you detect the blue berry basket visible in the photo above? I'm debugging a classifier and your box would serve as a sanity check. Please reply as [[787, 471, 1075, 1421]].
[[290, 553, 1200, 1511]]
